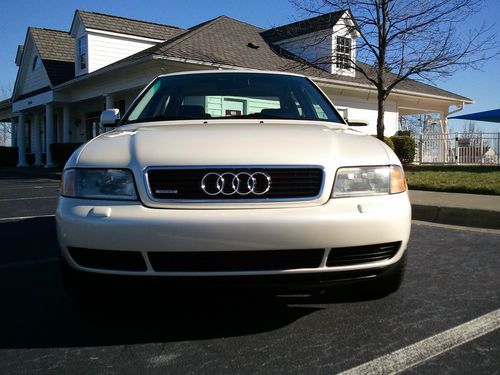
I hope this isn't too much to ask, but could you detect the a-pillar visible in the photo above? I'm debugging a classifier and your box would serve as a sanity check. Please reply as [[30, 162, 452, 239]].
[[63, 104, 71, 143], [33, 112, 42, 166], [45, 103, 55, 168], [17, 113, 28, 167]]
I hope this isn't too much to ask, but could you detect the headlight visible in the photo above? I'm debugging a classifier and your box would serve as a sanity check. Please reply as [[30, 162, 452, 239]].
[[61, 169, 138, 200], [332, 165, 406, 198]]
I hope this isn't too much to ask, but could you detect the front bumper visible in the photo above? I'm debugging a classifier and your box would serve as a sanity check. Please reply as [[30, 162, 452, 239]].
[[56, 193, 411, 277]]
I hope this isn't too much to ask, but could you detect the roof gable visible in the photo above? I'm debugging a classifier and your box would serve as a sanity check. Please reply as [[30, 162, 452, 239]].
[[29, 28, 75, 86], [261, 11, 345, 43], [12, 30, 52, 101], [72, 10, 185, 40]]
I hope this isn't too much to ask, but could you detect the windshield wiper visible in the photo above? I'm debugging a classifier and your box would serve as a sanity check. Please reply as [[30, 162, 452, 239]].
[[211, 113, 298, 120], [124, 115, 206, 124]]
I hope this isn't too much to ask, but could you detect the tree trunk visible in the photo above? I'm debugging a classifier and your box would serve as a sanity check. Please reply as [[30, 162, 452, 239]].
[[376, 91, 385, 141]]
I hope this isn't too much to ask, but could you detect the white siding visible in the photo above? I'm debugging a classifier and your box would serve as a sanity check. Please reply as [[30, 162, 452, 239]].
[[17, 42, 50, 96], [275, 13, 357, 75], [87, 32, 157, 73], [332, 97, 399, 136], [276, 30, 333, 73]]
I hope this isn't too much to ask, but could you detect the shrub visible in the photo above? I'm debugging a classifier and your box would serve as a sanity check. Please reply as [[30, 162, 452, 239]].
[[391, 136, 416, 164], [50, 143, 83, 167], [0, 146, 18, 166], [372, 135, 395, 150], [383, 136, 394, 150]]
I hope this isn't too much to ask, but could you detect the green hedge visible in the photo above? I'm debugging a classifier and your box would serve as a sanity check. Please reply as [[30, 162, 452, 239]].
[[50, 143, 83, 167], [372, 136, 395, 150], [0, 146, 18, 166], [390, 136, 416, 164]]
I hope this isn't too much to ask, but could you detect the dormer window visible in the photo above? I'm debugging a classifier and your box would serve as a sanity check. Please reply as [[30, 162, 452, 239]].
[[336, 36, 352, 70], [78, 37, 87, 70], [32, 56, 42, 71]]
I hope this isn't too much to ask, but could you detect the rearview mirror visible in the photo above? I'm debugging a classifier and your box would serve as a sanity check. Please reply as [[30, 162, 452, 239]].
[[100, 109, 120, 126]]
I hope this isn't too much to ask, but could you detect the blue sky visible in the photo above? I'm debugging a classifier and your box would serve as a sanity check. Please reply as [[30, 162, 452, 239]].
[[1, 0, 499, 132]]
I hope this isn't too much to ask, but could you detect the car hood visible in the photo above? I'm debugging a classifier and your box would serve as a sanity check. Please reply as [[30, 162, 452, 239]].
[[71, 120, 395, 169]]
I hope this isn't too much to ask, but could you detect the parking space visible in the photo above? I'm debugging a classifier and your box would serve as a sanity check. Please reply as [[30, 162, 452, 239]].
[[0, 169, 60, 220], [0, 173, 498, 374]]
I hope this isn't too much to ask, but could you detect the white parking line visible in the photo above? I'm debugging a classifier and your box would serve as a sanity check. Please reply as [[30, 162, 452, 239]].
[[0, 257, 59, 270], [0, 214, 55, 222], [412, 220, 500, 235], [338, 308, 500, 375], [0, 196, 58, 202]]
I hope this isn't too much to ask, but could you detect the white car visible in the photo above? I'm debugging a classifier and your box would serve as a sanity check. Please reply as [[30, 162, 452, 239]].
[[57, 71, 411, 297]]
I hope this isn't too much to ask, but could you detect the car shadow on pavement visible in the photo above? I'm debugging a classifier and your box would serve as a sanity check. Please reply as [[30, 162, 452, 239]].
[[0, 217, 379, 349]]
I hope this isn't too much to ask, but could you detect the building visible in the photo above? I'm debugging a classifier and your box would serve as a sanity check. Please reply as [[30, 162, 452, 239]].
[[0, 9, 472, 167]]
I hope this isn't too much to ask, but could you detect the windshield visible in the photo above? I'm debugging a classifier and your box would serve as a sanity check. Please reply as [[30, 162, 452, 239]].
[[124, 73, 344, 124]]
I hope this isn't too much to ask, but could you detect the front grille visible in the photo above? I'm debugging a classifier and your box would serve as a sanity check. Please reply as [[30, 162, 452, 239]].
[[326, 242, 401, 267], [146, 167, 323, 200], [68, 247, 147, 271], [148, 249, 324, 272]]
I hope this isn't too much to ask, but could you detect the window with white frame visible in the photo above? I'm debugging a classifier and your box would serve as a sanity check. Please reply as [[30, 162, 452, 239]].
[[77, 37, 87, 70], [336, 36, 352, 70]]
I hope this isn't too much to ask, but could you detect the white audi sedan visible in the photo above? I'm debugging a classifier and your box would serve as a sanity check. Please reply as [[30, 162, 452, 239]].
[[57, 71, 411, 297]]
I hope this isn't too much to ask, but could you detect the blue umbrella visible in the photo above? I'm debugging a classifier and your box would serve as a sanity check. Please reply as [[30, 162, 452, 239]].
[[449, 108, 500, 123]]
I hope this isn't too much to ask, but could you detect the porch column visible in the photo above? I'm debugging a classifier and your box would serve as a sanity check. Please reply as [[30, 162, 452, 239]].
[[45, 103, 55, 168], [33, 112, 42, 166], [103, 94, 115, 133], [11, 117, 18, 148], [105, 94, 115, 110], [17, 113, 28, 167], [439, 111, 449, 134], [440, 111, 449, 163], [63, 104, 71, 143]]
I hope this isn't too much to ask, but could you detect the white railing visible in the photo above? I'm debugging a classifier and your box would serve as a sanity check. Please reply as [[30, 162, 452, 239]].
[[413, 133, 500, 165]]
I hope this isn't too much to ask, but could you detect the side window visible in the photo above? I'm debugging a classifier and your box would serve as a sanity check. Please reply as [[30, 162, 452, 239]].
[[78, 37, 87, 70], [296, 83, 342, 122], [128, 81, 163, 121]]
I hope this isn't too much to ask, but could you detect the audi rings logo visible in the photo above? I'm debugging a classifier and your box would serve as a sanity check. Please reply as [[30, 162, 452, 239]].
[[201, 172, 271, 196]]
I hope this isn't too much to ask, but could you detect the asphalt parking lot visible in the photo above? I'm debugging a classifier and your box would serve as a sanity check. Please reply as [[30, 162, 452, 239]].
[[0, 173, 498, 374]]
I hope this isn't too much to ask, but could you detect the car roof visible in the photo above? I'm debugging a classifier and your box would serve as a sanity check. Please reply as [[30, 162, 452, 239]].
[[157, 70, 307, 79]]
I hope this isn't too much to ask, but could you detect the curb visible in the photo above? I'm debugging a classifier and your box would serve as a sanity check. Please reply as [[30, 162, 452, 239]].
[[412, 204, 500, 230]]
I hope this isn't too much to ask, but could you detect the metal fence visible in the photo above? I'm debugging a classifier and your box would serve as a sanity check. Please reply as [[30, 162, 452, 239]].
[[413, 133, 500, 165]]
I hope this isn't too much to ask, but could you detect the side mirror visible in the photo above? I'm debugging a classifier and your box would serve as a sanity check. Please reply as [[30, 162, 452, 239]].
[[346, 118, 369, 127], [100, 109, 120, 126]]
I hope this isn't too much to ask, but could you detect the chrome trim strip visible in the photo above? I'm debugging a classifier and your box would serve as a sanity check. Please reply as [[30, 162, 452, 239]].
[[142, 165, 326, 203]]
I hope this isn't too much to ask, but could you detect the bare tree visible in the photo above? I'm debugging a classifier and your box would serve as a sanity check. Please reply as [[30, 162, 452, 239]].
[[0, 83, 13, 147], [289, 0, 499, 140]]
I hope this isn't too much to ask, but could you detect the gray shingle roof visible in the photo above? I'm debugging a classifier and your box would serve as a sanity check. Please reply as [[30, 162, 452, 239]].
[[77, 10, 184, 40], [115, 16, 471, 102], [261, 11, 345, 43], [29, 28, 75, 86]]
